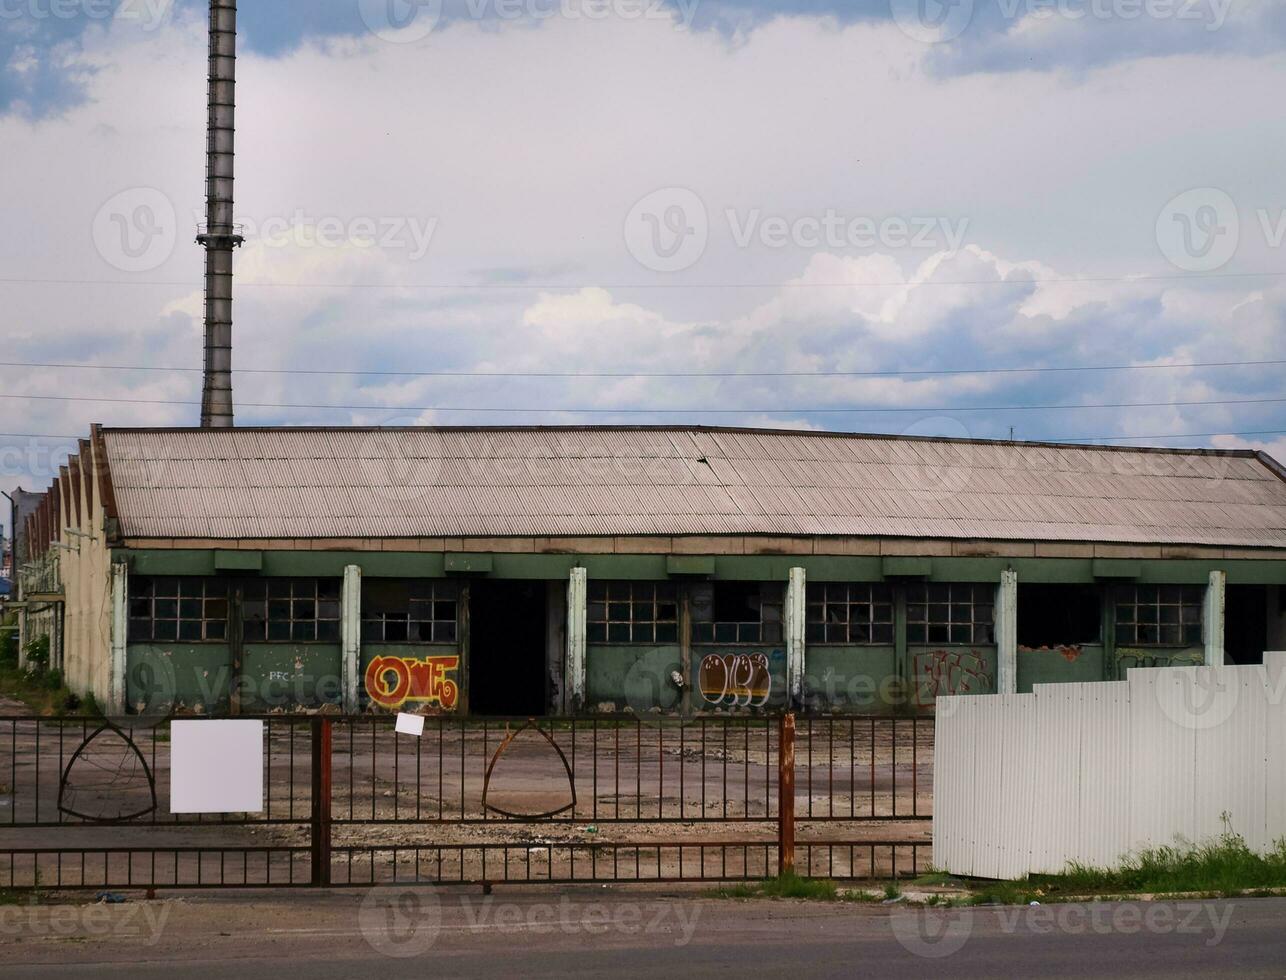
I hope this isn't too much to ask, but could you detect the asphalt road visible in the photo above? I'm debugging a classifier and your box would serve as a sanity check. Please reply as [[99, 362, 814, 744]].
[[1, 888, 1283, 978]]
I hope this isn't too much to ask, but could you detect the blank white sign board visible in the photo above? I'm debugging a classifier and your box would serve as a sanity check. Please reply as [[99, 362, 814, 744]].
[[396, 713, 425, 737], [170, 720, 264, 814]]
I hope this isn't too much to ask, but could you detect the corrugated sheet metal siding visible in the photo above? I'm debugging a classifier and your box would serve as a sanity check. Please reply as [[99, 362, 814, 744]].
[[101, 427, 1286, 544], [934, 657, 1286, 880]]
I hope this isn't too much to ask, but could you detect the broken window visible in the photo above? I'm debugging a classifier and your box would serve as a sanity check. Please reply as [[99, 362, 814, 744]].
[[362, 579, 458, 644], [129, 576, 228, 643], [1017, 584, 1101, 648], [243, 578, 341, 643], [691, 582, 783, 644], [1115, 584, 1203, 647], [806, 583, 894, 644], [906, 583, 994, 645], [586, 581, 678, 644]]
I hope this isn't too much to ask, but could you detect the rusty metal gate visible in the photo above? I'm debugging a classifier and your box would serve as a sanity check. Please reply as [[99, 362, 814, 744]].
[[0, 714, 931, 891]]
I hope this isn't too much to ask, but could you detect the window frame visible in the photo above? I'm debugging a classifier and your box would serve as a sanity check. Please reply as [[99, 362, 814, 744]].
[[587, 581, 679, 645], [1114, 584, 1204, 648], [905, 582, 996, 646], [806, 582, 895, 645], [242, 578, 342, 644], [128, 576, 230, 644], [691, 581, 784, 645], [362, 579, 460, 645]]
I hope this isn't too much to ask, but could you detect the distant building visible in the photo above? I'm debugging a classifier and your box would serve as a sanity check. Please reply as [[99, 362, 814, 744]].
[[14, 425, 1286, 716]]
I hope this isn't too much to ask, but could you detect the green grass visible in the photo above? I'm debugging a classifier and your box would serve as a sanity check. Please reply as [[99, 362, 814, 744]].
[[966, 824, 1286, 904], [0, 619, 92, 717], [1057, 828, 1286, 897], [708, 871, 840, 901]]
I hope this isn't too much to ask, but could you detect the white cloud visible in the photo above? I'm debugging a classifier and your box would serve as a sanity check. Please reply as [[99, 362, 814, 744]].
[[0, 12, 1283, 508]]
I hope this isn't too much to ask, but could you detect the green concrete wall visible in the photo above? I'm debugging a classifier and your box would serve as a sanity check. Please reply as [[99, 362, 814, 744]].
[[241, 643, 343, 711], [1017, 644, 1107, 693], [586, 645, 683, 712], [802, 646, 899, 713], [361, 642, 462, 712], [692, 644, 788, 712], [908, 645, 998, 709], [1113, 646, 1205, 679], [126, 643, 233, 712]]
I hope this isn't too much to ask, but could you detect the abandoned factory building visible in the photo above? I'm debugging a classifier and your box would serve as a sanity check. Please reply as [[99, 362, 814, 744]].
[[9, 425, 1286, 717]]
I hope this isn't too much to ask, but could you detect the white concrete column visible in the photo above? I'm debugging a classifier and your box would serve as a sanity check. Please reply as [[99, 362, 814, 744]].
[[108, 561, 128, 715], [341, 564, 362, 713], [996, 569, 1018, 695], [566, 567, 587, 711], [1204, 569, 1226, 667], [786, 567, 807, 709]]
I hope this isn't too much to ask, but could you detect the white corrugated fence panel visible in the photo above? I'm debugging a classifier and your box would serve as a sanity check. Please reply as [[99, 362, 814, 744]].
[[1129, 667, 1197, 852], [1265, 653, 1286, 847], [1079, 681, 1131, 870], [1029, 684, 1083, 875], [1193, 665, 1267, 849]]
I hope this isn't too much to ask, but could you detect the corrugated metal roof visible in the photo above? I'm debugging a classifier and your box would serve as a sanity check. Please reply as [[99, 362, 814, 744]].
[[98, 425, 1286, 547]]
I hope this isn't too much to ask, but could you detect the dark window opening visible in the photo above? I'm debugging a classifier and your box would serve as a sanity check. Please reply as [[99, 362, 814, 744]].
[[587, 581, 678, 644], [906, 583, 994, 646], [691, 582, 783, 644], [469, 580, 547, 716], [363, 579, 458, 644], [129, 576, 229, 643], [806, 583, 894, 645], [1114, 584, 1203, 647], [1018, 584, 1101, 648], [1226, 585, 1268, 666], [243, 578, 342, 643]]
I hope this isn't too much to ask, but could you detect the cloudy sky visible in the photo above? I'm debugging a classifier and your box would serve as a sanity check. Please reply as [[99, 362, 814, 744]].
[[1, 0, 1284, 534]]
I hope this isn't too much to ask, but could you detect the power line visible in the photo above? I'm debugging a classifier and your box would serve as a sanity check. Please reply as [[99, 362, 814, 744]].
[[1, 393, 1284, 414], [1, 428, 1283, 443], [0, 358, 1280, 380], [1, 271, 1285, 290]]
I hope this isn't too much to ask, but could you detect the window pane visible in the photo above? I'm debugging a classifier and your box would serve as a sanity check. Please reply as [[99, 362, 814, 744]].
[[292, 621, 317, 642], [317, 621, 340, 642], [587, 622, 607, 643], [656, 623, 678, 643]]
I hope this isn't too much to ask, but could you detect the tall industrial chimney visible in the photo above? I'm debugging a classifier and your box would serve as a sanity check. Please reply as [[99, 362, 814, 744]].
[[198, 0, 241, 428]]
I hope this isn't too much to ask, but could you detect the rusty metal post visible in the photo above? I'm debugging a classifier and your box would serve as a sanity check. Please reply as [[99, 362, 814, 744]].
[[778, 713, 795, 876], [311, 717, 332, 886]]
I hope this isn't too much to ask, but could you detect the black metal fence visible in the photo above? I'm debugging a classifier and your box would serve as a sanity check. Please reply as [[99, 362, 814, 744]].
[[0, 713, 932, 890]]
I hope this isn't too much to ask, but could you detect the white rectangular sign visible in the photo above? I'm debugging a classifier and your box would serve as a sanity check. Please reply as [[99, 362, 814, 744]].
[[396, 713, 425, 737], [170, 720, 264, 814]]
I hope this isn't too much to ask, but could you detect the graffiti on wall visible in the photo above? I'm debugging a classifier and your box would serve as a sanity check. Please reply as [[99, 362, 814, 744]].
[[912, 649, 993, 707], [365, 655, 460, 710], [699, 652, 773, 707]]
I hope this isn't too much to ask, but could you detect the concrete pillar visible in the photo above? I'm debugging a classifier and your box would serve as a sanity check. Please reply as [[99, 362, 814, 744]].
[[785, 567, 806, 709], [341, 564, 362, 714], [996, 569, 1018, 695], [108, 561, 127, 715], [566, 567, 587, 711], [1204, 569, 1226, 667]]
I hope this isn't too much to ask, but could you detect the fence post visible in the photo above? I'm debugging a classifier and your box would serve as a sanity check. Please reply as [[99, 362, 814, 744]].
[[778, 713, 795, 876], [311, 717, 332, 887]]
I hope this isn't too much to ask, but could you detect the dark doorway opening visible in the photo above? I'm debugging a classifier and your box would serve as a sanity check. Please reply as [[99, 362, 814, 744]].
[[1226, 585, 1268, 666], [469, 580, 548, 716], [1017, 584, 1102, 648]]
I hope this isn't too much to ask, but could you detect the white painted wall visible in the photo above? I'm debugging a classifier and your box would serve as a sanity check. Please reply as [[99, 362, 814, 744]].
[[934, 653, 1286, 879]]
